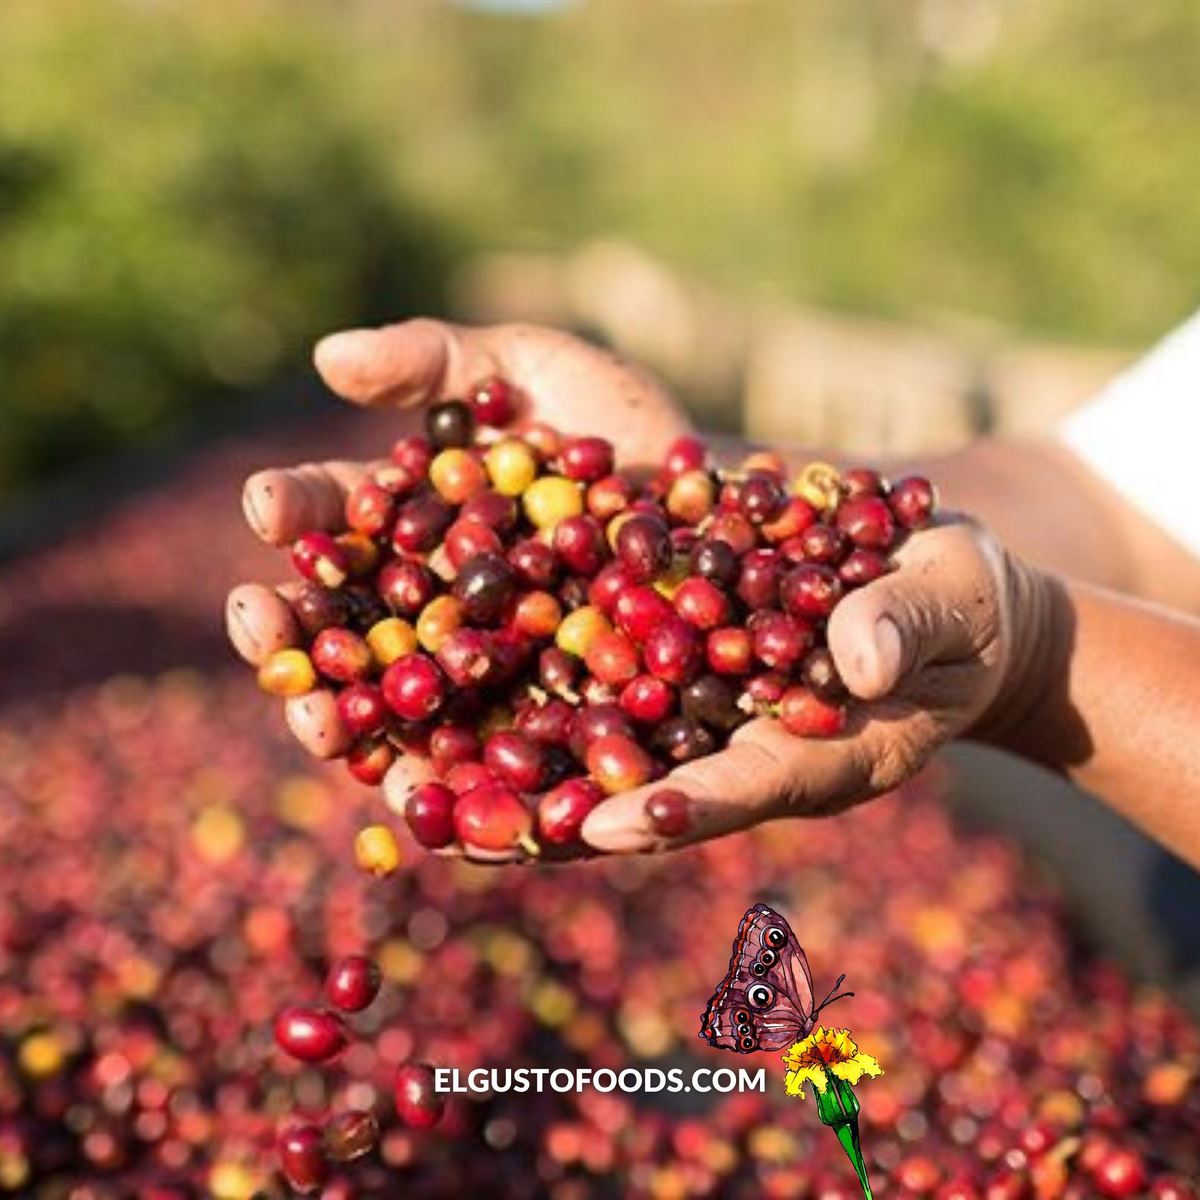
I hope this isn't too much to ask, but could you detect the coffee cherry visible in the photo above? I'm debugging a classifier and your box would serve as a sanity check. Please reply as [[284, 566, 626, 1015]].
[[666, 470, 716, 524], [505, 538, 559, 592], [470, 376, 517, 427], [560, 436, 615, 482], [653, 716, 717, 764], [394, 1064, 445, 1129], [707, 627, 754, 676], [415, 594, 465, 654], [335, 683, 388, 738], [485, 438, 539, 497], [839, 548, 889, 587], [515, 696, 574, 746], [324, 955, 382, 1013], [781, 563, 843, 619], [738, 472, 786, 524], [681, 674, 744, 734], [708, 512, 758, 557], [761, 496, 818, 543], [643, 618, 704, 686], [347, 737, 396, 786], [391, 433, 435, 475], [662, 434, 708, 480], [278, 1123, 330, 1194], [555, 514, 610, 577], [428, 448, 485, 504], [381, 655, 446, 722], [273, 1006, 347, 1063], [890, 474, 937, 529], [436, 628, 495, 688], [257, 649, 317, 697], [429, 724, 481, 773], [556, 605, 611, 658], [537, 778, 604, 845], [837, 494, 895, 549], [484, 730, 546, 792], [583, 629, 640, 687], [523, 476, 584, 531], [752, 611, 812, 672], [690, 538, 739, 588], [841, 467, 885, 498], [736, 549, 783, 610], [377, 559, 436, 618], [586, 733, 656, 794], [620, 674, 676, 723], [613, 585, 675, 643], [453, 782, 535, 852], [615, 515, 672, 583], [1093, 1150, 1147, 1198], [460, 487, 519, 533], [345, 481, 396, 537], [800, 646, 846, 700], [645, 788, 691, 837], [311, 627, 372, 684], [289, 582, 353, 638], [587, 474, 635, 521], [354, 824, 402, 876], [444, 518, 503, 570], [568, 703, 635, 760], [520, 419, 563, 459], [365, 617, 419, 666], [673, 578, 730, 630], [795, 522, 846, 565], [425, 399, 475, 449], [404, 782, 458, 849], [392, 493, 455, 554], [323, 1108, 380, 1163], [779, 687, 847, 737], [453, 553, 517, 625]]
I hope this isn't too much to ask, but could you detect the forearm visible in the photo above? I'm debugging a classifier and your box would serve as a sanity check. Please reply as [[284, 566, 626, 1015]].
[[988, 579, 1200, 870]]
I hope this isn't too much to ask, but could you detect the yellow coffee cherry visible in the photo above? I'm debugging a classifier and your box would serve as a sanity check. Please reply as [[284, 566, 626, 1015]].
[[486, 438, 540, 497], [367, 617, 418, 666], [523, 476, 584, 531], [556, 606, 612, 658], [416, 595, 464, 654], [355, 824, 402, 877], [794, 461, 841, 512], [256, 649, 317, 697]]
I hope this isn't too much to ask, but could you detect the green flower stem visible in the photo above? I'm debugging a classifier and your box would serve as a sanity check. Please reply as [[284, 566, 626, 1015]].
[[816, 1068, 873, 1200]]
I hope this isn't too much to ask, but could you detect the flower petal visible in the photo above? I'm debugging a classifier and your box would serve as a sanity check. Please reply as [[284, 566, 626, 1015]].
[[829, 1052, 883, 1086], [784, 1063, 828, 1098]]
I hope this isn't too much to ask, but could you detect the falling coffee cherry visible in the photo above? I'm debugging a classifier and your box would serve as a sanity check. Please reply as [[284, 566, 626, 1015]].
[[273, 1006, 347, 1063], [395, 1063, 445, 1129], [277, 1123, 330, 1194], [323, 1108, 380, 1163], [323, 955, 382, 1014], [645, 788, 691, 838]]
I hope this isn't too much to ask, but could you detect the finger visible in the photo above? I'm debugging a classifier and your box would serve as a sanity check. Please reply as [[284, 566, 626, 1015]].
[[314, 318, 499, 409], [242, 459, 379, 547], [226, 583, 301, 666], [284, 689, 353, 760], [381, 754, 437, 816], [827, 525, 999, 701], [580, 721, 801, 854]]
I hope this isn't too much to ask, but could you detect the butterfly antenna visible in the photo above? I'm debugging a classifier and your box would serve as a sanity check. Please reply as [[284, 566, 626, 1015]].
[[811, 973, 855, 1019]]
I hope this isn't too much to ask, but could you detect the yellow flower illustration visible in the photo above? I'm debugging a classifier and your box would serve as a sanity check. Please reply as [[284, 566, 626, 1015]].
[[782, 1026, 883, 1099]]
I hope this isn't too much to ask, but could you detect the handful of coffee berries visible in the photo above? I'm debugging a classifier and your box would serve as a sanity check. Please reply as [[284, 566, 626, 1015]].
[[253, 377, 937, 856]]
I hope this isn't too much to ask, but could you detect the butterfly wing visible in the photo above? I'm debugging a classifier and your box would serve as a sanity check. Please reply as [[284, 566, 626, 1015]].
[[699, 903, 818, 1053]]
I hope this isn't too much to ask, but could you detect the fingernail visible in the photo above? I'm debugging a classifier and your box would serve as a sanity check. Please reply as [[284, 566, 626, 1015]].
[[580, 808, 653, 854], [315, 328, 375, 368], [872, 615, 904, 686], [243, 484, 269, 538], [230, 606, 260, 657]]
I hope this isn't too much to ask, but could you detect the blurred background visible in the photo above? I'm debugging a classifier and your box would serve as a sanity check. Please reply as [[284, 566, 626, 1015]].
[[1, 1, 1198, 1194]]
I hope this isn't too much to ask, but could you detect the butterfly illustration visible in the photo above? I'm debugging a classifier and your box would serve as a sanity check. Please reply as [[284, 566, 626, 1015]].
[[699, 902, 852, 1053]]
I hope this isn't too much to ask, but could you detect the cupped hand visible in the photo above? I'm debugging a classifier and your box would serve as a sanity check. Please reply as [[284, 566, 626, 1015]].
[[579, 518, 1057, 854], [225, 318, 690, 778]]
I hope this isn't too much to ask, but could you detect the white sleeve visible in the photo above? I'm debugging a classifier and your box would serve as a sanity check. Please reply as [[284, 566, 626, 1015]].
[[1059, 311, 1200, 559]]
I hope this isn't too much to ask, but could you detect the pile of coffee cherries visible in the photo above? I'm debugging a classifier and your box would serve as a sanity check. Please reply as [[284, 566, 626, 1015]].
[[254, 377, 937, 855]]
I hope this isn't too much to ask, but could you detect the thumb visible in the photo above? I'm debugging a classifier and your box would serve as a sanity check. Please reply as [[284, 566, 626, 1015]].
[[827, 565, 984, 702]]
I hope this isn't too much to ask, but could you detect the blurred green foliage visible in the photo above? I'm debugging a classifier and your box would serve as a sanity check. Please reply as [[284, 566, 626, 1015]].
[[3, 0, 1200, 498]]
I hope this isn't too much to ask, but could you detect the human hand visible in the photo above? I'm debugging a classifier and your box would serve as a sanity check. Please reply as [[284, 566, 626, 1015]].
[[225, 318, 690, 775], [579, 518, 1062, 854]]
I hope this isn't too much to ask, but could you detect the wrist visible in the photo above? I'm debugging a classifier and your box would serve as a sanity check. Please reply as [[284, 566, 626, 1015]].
[[969, 558, 1079, 763]]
